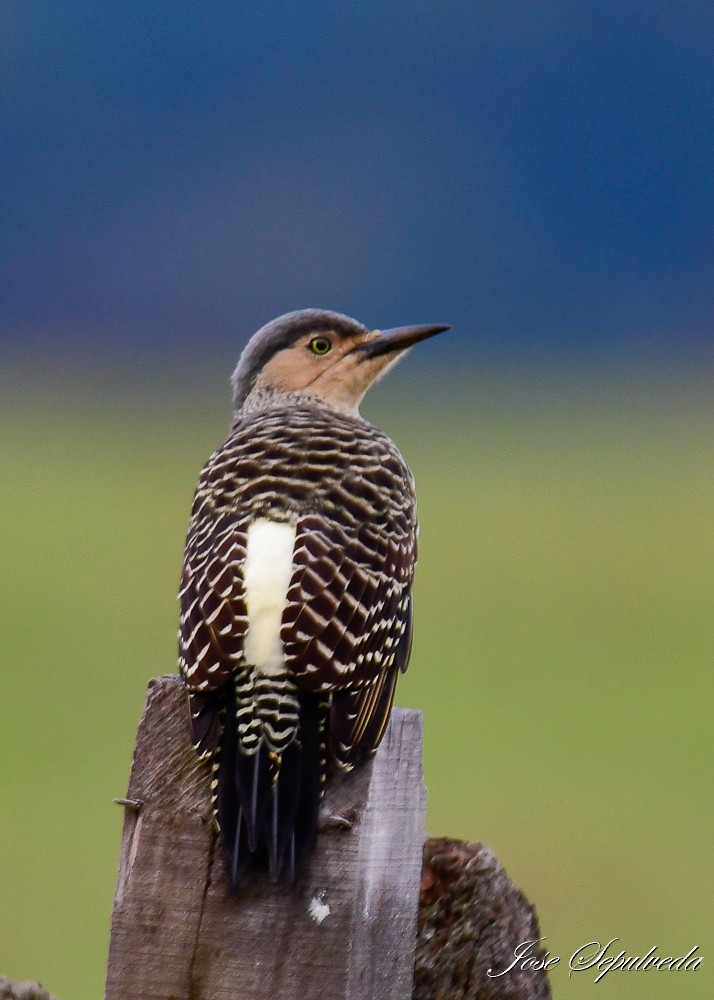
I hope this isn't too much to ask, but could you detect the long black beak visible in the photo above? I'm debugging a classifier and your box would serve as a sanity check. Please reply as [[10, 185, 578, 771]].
[[356, 323, 450, 359]]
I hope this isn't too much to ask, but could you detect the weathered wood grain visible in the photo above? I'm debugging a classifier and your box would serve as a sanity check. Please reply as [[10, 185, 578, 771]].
[[104, 677, 215, 1000], [104, 674, 426, 1000]]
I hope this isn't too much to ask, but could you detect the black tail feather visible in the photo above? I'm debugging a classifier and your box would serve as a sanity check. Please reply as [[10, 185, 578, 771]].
[[285, 832, 296, 885], [265, 740, 299, 880], [236, 747, 272, 851], [215, 683, 327, 890], [230, 806, 249, 888], [292, 693, 324, 867]]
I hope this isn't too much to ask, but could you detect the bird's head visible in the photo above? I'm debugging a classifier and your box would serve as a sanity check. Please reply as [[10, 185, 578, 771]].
[[232, 309, 449, 414]]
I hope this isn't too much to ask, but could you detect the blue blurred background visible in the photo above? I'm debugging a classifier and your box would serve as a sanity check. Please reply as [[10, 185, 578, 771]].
[[3, 0, 713, 366], [1, 3, 712, 998]]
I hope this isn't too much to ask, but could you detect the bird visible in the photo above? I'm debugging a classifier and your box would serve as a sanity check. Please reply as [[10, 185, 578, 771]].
[[178, 308, 449, 888]]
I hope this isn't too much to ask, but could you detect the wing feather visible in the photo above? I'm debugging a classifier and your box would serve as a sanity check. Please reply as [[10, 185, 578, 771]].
[[179, 511, 250, 750], [282, 508, 416, 765]]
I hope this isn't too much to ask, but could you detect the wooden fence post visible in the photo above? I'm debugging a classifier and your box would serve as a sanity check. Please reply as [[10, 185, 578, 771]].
[[104, 675, 427, 1000], [104, 675, 552, 999]]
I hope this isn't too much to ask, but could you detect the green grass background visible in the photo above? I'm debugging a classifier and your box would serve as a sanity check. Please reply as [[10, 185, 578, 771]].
[[1, 363, 711, 998]]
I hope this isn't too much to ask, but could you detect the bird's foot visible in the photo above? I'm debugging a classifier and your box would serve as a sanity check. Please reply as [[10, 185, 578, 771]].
[[318, 807, 358, 833]]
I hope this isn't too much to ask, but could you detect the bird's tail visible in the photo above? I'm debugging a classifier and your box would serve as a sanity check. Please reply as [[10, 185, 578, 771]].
[[214, 672, 328, 889]]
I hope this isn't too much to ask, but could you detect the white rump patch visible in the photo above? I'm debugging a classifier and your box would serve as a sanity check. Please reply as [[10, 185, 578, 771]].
[[243, 518, 296, 676]]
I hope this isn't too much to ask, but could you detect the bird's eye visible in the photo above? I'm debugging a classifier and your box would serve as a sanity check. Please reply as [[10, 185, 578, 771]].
[[308, 336, 332, 355]]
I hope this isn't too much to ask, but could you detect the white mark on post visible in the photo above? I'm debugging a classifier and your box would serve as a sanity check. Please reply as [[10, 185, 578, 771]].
[[308, 893, 331, 925]]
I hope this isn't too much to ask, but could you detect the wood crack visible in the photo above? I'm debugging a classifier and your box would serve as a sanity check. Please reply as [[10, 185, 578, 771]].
[[188, 819, 217, 999]]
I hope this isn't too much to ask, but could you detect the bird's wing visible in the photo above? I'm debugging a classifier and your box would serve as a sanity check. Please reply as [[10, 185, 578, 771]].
[[179, 510, 249, 755], [281, 507, 416, 769]]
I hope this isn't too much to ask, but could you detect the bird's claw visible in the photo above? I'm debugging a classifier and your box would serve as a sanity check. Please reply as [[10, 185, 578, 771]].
[[318, 808, 357, 833]]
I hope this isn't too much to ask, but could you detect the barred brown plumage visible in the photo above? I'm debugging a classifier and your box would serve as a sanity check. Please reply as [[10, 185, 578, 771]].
[[178, 308, 448, 887]]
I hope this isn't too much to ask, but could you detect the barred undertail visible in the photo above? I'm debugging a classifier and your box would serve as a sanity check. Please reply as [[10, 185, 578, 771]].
[[205, 673, 329, 888]]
